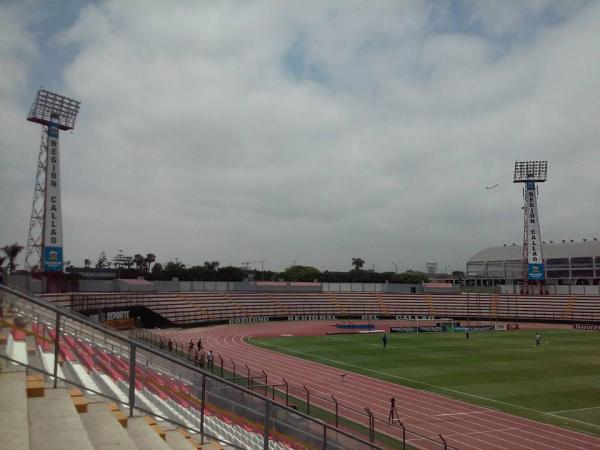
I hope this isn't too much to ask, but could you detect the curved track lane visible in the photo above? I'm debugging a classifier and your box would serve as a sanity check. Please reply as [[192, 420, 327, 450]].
[[162, 322, 600, 450]]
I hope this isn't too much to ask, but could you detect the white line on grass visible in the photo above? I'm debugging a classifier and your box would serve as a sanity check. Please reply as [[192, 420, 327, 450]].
[[255, 340, 600, 430], [551, 406, 600, 414]]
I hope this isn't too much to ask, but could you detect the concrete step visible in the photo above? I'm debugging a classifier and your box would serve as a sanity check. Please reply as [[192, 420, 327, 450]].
[[165, 428, 197, 449], [126, 416, 171, 450], [28, 385, 94, 450], [79, 402, 138, 450], [0, 370, 29, 450]]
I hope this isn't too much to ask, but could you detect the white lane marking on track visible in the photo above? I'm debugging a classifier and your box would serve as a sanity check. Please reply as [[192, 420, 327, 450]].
[[434, 411, 496, 418], [254, 340, 600, 430]]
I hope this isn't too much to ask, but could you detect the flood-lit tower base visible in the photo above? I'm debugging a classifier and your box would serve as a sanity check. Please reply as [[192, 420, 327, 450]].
[[513, 161, 548, 295], [24, 89, 80, 272]]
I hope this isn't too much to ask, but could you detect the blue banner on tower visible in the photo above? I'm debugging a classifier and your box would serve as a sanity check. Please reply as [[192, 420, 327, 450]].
[[43, 246, 63, 272], [48, 123, 59, 138], [528, 263, 544, 280]]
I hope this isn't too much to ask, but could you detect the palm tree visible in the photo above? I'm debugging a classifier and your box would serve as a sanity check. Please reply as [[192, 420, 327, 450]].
[[133, 254, 144, 271], [84, 258, 91, 269], [145, 253, 156, 272], [2, 243, 24, 273], [351, 257, 365, 271]]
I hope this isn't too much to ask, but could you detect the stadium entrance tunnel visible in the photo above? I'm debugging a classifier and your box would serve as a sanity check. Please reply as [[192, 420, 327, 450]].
[[79, 305, 172, 329]]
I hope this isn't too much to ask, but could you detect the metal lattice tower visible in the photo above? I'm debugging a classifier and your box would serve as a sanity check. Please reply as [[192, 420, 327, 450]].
[[25, 89, 80, 272], [513, 161, 548, 295], [24, 127, 48, 270]]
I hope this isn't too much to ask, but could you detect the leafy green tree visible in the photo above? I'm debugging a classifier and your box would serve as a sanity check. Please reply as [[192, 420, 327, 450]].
[[395, 270, 429, 284], [216, 265, 244, 281], [96, 251, 110, 269], [282, 265, 321, 282], [204, 261, 220, 271], [351, 257, 365, 271]]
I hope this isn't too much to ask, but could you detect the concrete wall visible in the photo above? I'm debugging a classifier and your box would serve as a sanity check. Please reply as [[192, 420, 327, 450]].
[[80, 280, 117, 292], [5, 273, 43, 295], [499, 284, 600, 295], [384, 283, 423, 294], [116, 280, 155, 292]]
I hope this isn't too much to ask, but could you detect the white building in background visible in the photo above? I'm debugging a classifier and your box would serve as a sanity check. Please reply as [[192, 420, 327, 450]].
[[466, 239, 600, 288]]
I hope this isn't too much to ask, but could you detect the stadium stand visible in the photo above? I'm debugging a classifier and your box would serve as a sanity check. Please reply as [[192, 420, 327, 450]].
[[1, 285, 378, 450], [42, 291, 600, 326]]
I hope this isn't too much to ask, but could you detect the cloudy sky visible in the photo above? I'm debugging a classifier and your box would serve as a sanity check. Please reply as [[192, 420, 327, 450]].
[[1, 0, 599, 273]]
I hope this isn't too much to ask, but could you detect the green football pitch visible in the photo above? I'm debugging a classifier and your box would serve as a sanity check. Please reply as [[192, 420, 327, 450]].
[[249, 329, 600, 436]]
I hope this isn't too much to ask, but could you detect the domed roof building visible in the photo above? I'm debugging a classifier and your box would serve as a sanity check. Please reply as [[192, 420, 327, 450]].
[[466, 239, 600, 288]]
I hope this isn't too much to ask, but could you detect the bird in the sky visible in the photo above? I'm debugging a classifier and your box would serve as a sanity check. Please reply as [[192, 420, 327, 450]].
[[485, 184, 499, 190]]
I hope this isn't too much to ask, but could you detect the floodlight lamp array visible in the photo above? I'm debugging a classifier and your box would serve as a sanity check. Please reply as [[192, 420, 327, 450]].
[[27, 89, 81, 131], [513, 161, 548, 183]]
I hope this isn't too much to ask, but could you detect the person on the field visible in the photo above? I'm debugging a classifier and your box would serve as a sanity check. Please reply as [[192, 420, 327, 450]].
[[207, 350, 214, 369], [382, 334, 388, 348], [535, 333, 541, 347], [188, 339, 194, 354], [197, 337, 203, 351]]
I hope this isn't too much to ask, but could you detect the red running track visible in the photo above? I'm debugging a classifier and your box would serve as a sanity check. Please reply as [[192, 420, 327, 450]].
[[162, 321, 600, 450]]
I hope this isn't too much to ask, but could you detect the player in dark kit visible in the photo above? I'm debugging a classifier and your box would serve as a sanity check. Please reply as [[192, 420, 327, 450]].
[[382, 334, 388, 348]]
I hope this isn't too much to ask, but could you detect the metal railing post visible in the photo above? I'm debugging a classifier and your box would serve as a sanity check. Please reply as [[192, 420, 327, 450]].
[[245, 364, 252, 389], [398, 419, 406, 450], [303, 385, 310, 415], [200, 373, 207, 443], [283, 378, 289, 406], [128, 342, 137, 418], [52, 312, 61, 389], [263, 399, 271, 450], [218, 354, 223, 377], [231, 359, 236, 380], [364, 408, 374, 443], [322, 426, 327, 450], [331, 395, 339, 428], [262, 370, 268, 397]]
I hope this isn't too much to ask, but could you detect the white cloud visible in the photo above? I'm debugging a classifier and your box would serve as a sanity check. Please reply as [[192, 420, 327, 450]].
[[1, 0, 599, 272]]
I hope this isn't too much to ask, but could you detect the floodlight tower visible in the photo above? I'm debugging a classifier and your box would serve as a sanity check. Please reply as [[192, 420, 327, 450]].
[[24, 89, 80, 272], [513, 161, 548, 294]]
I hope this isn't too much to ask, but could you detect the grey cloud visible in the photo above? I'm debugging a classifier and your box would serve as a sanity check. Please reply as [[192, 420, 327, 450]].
[[1, 0, 599, 273]]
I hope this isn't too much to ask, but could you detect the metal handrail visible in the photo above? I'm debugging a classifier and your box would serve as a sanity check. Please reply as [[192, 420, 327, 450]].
[[0, 284, 383, 450]]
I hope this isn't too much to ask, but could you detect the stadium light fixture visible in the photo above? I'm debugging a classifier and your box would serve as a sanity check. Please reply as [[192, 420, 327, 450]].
[[27, 89, 81, 131], [513, 161, 547, 183]]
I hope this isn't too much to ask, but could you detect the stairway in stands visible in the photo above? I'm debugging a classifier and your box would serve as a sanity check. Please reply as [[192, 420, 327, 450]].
[[0, 314, 220, 450], [0, 298, 298, 450]]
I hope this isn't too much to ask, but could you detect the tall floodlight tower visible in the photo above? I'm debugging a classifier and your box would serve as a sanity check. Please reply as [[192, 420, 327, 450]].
[[24, 89, 81, 272], [513, 161, 548, 294]]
